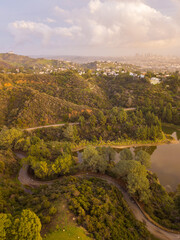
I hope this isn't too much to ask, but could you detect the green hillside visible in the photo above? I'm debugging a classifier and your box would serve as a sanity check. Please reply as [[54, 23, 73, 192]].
[[0, 53, 79, 73], [0, 67, 179, 128], [0, 53, 55, 68], [0, 86, 91, 128]]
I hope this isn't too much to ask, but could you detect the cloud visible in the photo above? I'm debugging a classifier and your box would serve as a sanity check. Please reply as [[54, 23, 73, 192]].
[[8, 0, 180, 55], [85, 0, 178, 46], [45, 18, 56, 23], [9, 21, 51, 45], [9, 20, 82, 46], [88, 0, 102, 13], [54, 6, 66, 14]]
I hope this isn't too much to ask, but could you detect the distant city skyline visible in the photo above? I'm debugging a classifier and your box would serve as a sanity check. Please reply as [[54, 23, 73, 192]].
[[1, 0, 180, 56]]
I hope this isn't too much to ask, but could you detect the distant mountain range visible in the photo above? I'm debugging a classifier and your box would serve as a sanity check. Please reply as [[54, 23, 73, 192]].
[[1, 52, 180, 72], [31, 54, 180, 71], [31, 55, 126, 64]]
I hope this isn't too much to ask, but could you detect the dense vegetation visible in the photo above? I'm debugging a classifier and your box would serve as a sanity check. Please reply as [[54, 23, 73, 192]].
[[0, 210, 42, 240], [0, 54, 180, 239], [144, 173, 180, 230], [1, 123, 179, 232], [0, 147, 150, 240], [0, 149, 42, 240], [66, 177, 151, 240], [80, 146, 180, 230], [0, 66, 179, 128], [0, 165, 152, 240], [76, 108, 164, 142]]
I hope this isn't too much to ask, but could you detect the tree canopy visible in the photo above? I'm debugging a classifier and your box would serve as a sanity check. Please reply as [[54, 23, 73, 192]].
[[0, 210, 42, 240], [135, 150, 151, 168]]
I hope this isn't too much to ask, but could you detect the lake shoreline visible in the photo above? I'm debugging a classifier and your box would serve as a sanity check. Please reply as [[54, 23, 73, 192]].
[[72, 138, 179, 152], [162, 123, 180, 131]]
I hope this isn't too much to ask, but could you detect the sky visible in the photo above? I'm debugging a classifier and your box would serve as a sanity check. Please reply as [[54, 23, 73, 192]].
[[1, 0, 180, 56]]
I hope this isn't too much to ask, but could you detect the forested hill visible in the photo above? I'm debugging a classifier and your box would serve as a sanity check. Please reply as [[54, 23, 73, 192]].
[[0, 53, 79, 72], [0, 53, 52, 68], [0, 64, 179, 128]]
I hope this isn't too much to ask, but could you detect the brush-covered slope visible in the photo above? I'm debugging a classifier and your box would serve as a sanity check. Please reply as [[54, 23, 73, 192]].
[[0, 71, 109, 109], [0, 53, 55, 68], [0, 86, 91, 128]]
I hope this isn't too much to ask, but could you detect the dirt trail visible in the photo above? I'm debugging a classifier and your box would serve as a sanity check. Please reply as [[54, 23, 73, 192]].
[[24, 122, 79, 131]]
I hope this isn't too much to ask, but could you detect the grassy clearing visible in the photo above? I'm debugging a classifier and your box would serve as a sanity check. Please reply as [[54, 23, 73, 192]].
[[43, 200, 91, 240], [44, 226, 92, 240]]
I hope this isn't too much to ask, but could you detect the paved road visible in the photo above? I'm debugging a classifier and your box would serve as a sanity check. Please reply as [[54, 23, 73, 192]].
[[24, 122, 79, 131]]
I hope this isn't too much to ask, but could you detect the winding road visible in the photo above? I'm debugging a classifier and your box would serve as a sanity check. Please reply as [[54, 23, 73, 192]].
[[16, 153, 180, 240]]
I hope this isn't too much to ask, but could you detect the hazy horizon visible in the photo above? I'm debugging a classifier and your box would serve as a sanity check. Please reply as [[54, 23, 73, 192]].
[[1, 0, 180, 56]]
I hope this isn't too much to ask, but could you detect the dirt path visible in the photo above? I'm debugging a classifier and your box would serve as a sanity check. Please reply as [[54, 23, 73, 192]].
[[24, 122, 79, 131], [17, 157, 180, 240], [23, 108, 137, 131], [72, 140, 179, 152]]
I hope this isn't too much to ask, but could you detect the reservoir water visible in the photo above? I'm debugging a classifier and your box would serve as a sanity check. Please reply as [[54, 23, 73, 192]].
[[129, 125, 180, 191], [149, 126, 180, 191], [77, 125, 180, 191], [123, 126, 180, 191]]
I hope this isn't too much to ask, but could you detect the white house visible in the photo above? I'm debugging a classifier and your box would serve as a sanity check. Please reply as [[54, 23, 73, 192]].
[[150, 77, 160, 85]]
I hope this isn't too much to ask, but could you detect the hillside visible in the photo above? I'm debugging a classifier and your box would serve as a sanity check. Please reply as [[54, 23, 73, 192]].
[[0, 56, 179, 128], [0, 86, 92, 128], [0, 59, 13, 69], [0, 53, 79, 73], [0, 53, 61, 67]]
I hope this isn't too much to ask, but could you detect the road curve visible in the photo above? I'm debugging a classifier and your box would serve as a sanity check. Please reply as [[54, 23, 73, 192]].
[[24, 122, 79, 131], [17, 155, 180, 240]]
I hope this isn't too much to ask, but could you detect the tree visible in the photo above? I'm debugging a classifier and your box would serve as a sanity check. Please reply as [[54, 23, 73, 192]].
[[33, 161, 49, 179], [119, 149, 133, 161], [136, 126, 147, 140], [0, 210, 42, 240], [104, 146, 116, 162], [0, 127, 23, 149], [113, 160, 134, 179], [14, 137, 32, 152], [89, 115, 97, 127], [166, 108, 172, 122], [48, 141, 71, 156], [127, 162, 150, 202], [109, 115, 117, 125], [0, 160, 5, 173], [114, 160, 150, 202], [13, 210, 42, 240], [175, 184, 180, 213], [52, 154, 73, 175], [96, 111, 106, 126], [63, 125, 79, 142], [135, 150, 151, 168], [29, 140, 51, 160], [78, 116, 85, 127], [49, 207, 57, 216], [82, 146, 108, 173], [117, 110, 127, 123], [96, 146, 115, 162], [162, 107, 167, 121], [0, 213, 12, 240]]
